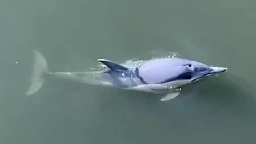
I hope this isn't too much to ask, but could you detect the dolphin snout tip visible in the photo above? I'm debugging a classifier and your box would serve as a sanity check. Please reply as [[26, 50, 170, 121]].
[[210, 66, 228, 74]]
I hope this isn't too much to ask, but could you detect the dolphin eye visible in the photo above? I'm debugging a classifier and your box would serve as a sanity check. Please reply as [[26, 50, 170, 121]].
[[183, 64, 194, 71]]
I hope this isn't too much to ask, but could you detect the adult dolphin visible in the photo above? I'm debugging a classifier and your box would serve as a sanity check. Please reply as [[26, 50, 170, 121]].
[[26, 50, 227, 101]]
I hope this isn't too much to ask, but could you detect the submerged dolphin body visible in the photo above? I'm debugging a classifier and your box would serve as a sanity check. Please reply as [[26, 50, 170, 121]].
[[26, 50, 228, 101]]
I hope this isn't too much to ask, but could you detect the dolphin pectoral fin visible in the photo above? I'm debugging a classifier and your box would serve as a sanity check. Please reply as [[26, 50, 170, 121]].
[[97, 59, 129, 72], [160, 92, 181, 101]]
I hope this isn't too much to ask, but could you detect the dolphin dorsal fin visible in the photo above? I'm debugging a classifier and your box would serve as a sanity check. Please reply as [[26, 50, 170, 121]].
[[97, 59, 129, 72]]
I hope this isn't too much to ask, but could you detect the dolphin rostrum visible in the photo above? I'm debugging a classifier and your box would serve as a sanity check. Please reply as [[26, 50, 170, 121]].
[[26, 50, 228, 101]]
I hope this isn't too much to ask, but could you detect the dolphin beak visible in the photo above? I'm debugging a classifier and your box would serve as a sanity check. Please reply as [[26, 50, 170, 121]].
[[209, 66, 228, 74]]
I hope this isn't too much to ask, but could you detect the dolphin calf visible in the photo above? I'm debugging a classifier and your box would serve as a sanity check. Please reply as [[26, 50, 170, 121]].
[[26, 50, 227, 101]]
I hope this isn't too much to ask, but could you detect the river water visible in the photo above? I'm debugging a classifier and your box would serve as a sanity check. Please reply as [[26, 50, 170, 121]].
[[0, 0, 256, 144]]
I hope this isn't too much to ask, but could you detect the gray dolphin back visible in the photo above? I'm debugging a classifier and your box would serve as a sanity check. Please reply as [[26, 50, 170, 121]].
[[137, 58, 193, 84]]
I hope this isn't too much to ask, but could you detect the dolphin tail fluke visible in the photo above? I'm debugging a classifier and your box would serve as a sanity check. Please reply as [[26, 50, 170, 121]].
[[26, 50, 49, 96]]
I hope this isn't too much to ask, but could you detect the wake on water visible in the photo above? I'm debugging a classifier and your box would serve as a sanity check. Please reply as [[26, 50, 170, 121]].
[[26, 50, 180, 96]]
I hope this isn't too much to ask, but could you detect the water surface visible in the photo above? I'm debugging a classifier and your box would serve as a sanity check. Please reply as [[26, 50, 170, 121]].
[[0, 0, 256, 144]]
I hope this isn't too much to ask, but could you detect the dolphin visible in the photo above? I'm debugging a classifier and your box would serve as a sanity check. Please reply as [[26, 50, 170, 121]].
[[26, 50, 228, 101]]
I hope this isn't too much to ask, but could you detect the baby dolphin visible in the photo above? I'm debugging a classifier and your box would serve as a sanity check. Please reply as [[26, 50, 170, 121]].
[[26, 50, 227, 101]]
